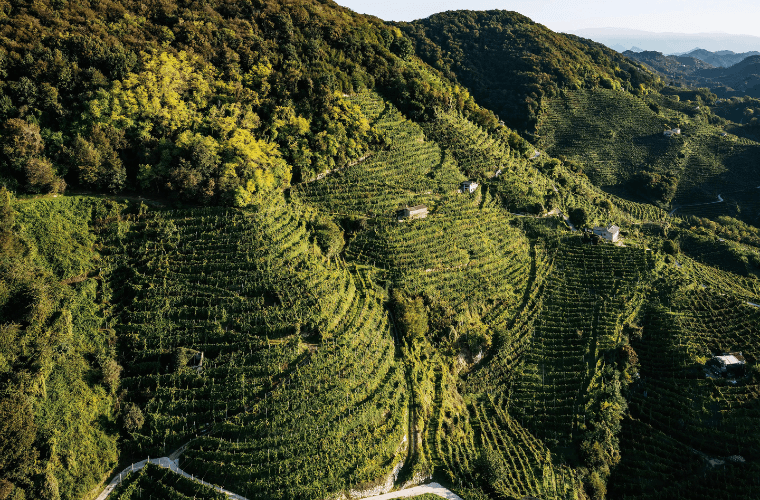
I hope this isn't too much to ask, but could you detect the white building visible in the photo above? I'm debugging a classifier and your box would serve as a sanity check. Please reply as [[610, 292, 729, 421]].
[[708, 352, 746, 376], [461, 181, 479, 194], [592, 224, 620, 242], [664, 128, 681, 137]]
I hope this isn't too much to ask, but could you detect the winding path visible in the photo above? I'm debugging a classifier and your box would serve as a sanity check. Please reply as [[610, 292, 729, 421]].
[[95, 450, 462, 500], [668, 193, 725, 216], [95, 455, 248, 500], [364, 483, 463, 500]]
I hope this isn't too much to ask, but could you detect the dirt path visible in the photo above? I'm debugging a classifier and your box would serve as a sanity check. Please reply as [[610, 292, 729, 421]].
[[94, 453, 462, 500], [363, 483, 463, 500], [94, 455, 248, 500], [668, 193, 725, 216]]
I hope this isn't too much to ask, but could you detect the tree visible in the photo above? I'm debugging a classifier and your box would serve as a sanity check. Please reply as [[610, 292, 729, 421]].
[[0, 394, 38, 487], [123, 403, 145, 433], [570, 207, 588, 227], [312, 216, 344, 259], [100, 359, 122, 394], [0, 119, 64, 194], [391, 37, 414, 61], [393, 291, 428, 344]]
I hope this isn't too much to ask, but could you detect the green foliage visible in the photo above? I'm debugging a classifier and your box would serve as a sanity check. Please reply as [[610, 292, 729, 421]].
[[394, 290, 429, 344], [110, 463, 227, 500], [310, 215, 345, 259], [0, 0, 505, 204], [111, 195, 406, 498], [0, 197, 120, 500], [397, 10, 658, 131], [0, 119, 65, 194], [569, 207, 588, 227], [122, 403, 144, 433]]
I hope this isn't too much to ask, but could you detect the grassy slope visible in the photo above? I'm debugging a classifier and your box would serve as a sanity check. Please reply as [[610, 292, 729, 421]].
[[536, 88, 760, 225], [1, 197, 121, 500]]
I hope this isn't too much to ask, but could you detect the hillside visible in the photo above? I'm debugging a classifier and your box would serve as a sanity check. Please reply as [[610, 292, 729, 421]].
[[623, 50, 713, 87], [1, 3, 760, 500], [4, 88, 760, 500], [396, 10, 659, 132], [627, 51, 760, 98], [681, 48, 760, 68], [0, 0, 511, 203]]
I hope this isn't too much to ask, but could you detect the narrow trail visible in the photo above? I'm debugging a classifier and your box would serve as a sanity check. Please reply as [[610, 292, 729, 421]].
[[668, 193, 725, 216], [95, 442, 463, 500], [363, 483, 464, 500], [94, 454, 248, 500]]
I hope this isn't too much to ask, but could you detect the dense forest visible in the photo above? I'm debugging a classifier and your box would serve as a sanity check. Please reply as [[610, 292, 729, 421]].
[[0, 0, 525, 204], [396, 10, 660, 132]]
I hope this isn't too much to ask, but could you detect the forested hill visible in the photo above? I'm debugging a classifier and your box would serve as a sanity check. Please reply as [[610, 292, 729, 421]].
[[396, 10, 660, 132], [0, 0, 518, 202]]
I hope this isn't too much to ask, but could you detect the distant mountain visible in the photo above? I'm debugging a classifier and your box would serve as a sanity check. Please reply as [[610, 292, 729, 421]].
[[396, 10, 657, 131], [570, 28, 760, 55], [626, 49, 760, 98], [624, 50, 713, 86], [681, 48, 760, 67]]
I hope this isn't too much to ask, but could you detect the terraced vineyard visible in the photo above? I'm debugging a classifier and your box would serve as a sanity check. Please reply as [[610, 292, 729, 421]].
[[110, 194, 407, 499], [537, 89, 674, 188], [537, 88, 760, 224], [422, 110, 551, 211], [509, 240, 653, 443], [58, 90, 757, 500], [608, 265, 760, 499], [346, 190, 531, 312], [294, 94, 464, 217], [109, 463, 227, 500]]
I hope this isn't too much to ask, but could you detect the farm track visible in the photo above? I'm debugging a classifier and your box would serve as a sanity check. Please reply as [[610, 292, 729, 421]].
[[94, 451, 248, 500], [95, 443, 463, 500]]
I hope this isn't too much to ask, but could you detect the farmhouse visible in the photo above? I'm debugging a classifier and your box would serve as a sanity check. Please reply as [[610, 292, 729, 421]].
[[592, 224, 620, 242], [461, 181, 479, 193], [707, 352, 746, 377], [664, 128, 681, 137], [399, 205, 428, 220]]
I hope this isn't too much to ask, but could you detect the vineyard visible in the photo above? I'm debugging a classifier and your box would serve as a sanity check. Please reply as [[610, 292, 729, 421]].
[[536, 88, 760, 226], [536, 89, 674, 188], [293, 94, 464, 217], [508, 239, 653, 443], [4, 0, 760, 497], [7, 89, 757, 500], [109, 193, 407, 499], [608, 263, 760, 499], [109, 463, 227, 500], [345, 189, 532, 313]]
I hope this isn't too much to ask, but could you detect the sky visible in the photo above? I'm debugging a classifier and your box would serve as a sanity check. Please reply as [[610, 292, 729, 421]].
[[334, 0, 760, 37]]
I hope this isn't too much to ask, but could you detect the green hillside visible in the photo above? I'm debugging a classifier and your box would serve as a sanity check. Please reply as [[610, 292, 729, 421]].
[[397, 10, 659, 131], [535, 87, 760, 225], [1, 1, 760, 500]]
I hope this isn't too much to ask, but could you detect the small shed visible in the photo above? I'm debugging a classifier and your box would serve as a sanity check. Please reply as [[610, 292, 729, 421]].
[[461, 181, 479, 194], [664, 128, 681, 137], [592, 224, 620, 242], [707, 352, 746, 377], [399, 205, 428, 220]]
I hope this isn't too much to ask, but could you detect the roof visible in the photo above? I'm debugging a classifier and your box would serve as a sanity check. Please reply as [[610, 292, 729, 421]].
[[607, 224, 620, 233], [462, 181, 477, 185], [716, 353, 746, 365], [406, 205, 427, 211]]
